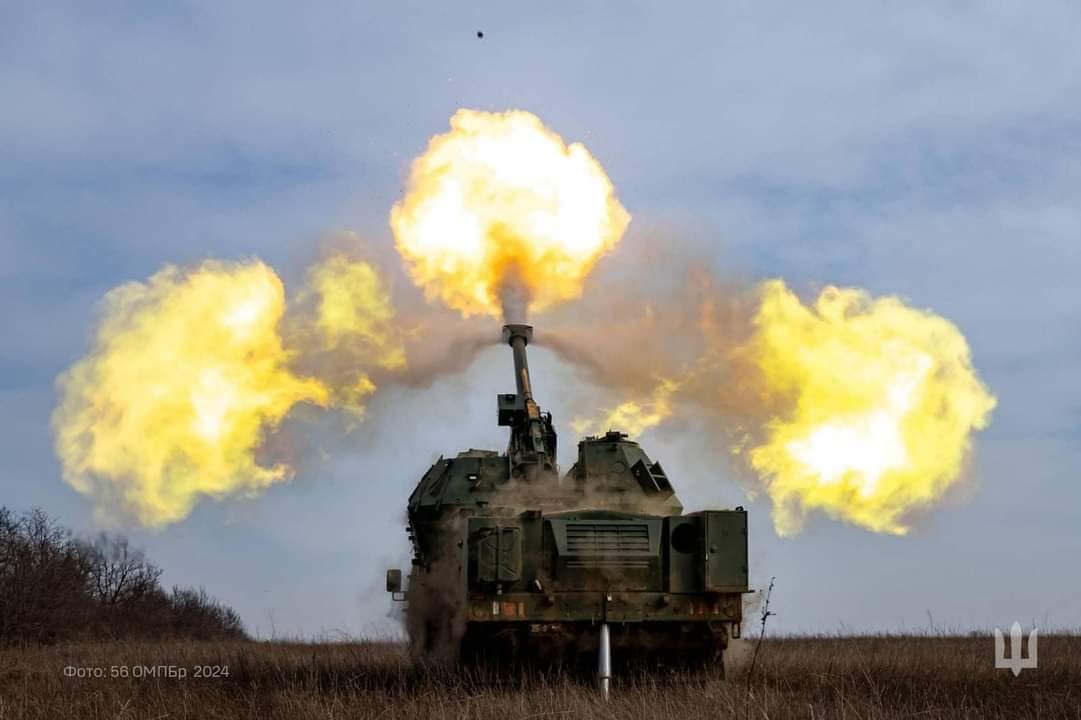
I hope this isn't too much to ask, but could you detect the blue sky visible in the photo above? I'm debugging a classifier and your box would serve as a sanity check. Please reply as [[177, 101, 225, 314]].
[[2, 1, 1079, 636]]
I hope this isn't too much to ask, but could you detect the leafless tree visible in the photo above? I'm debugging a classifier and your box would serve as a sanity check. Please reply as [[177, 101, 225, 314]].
[[0, 507, 246, 645], [79, 533, 162, 608]]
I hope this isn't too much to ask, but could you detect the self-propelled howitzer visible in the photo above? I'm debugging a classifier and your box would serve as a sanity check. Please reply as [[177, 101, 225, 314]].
[[386, 324, 749, 671]]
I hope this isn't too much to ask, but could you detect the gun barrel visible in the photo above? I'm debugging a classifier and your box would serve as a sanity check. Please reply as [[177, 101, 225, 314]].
[[502, 324, 534, 400]]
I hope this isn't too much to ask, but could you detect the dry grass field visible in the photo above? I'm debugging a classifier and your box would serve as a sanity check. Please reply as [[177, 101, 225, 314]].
[[0, 634, 1077, 719]]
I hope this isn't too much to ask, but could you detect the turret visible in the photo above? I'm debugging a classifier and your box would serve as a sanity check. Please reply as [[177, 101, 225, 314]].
[[497, 324, 557, 481]]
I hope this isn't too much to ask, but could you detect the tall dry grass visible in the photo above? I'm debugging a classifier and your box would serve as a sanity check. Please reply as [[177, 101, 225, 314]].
[[0, 634, 1077, 719]]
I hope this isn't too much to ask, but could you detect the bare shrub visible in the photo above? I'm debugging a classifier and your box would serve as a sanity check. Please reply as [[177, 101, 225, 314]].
[[0, 507, 245, 645]]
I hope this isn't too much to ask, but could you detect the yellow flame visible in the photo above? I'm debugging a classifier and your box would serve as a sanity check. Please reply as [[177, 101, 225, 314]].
[[53, 255, 406, 527], [740, 280, 996, 535], [302, 255, 405, 369], [391, 109, 630, 319], [572, 379, 679, 437], [53, 261, 328, 526], [297, 255, 406, 420]]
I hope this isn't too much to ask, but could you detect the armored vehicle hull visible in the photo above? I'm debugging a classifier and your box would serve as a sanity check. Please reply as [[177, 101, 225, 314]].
[[388, 325, 749, 672]]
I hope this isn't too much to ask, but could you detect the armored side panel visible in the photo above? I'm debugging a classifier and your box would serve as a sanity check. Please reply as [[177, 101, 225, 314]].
[[470, 523, 522, 584], [701, 510, 749, 592]]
